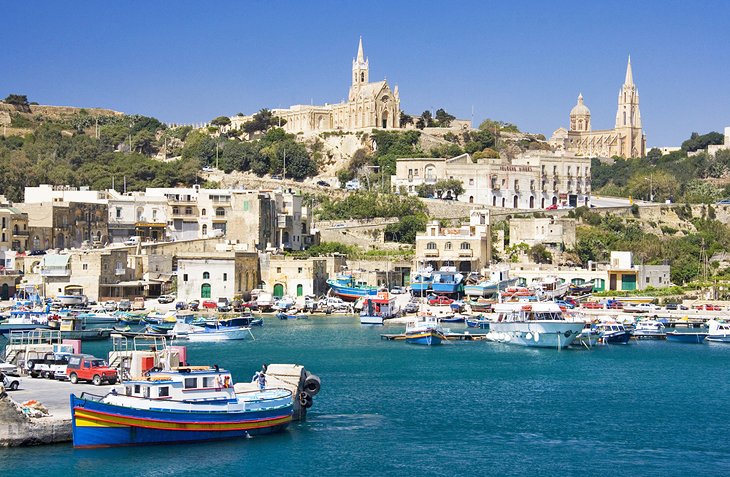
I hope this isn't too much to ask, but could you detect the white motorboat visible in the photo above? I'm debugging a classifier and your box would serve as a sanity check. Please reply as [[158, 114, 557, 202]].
[[171, 320, 253, 341], [632, 320, 666, 339], [531, 277, 570, 300], [487, 302, 584, 349], [705, 320, 730, 343], [359, 293, 399, 325]]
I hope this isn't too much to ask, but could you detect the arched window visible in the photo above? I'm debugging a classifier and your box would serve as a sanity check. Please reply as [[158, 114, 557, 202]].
[[492, 196, 497, 206], [201, 208, 207, 216], [469, 196, 474, 203], [460, 242, 470, 250], [444, 242, 452, 250], [360, 72, 364, 82], [202, 224, 208, 236], [426, 242, 437, 250], [203, 271, 210, 279], [216, 207, 225, 217]]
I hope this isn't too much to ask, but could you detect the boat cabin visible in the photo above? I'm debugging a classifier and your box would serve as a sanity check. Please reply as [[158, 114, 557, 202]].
[[123, 366, 236, 402], [493, 303, 566, 322]]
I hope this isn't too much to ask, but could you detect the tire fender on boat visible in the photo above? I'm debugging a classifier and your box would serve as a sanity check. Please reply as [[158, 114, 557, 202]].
[[299, 392, 309, 406], [303, 373, 321, 397]]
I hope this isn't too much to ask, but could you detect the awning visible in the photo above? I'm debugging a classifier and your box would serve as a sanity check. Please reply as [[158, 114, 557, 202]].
[[42, 254, 70, 267]]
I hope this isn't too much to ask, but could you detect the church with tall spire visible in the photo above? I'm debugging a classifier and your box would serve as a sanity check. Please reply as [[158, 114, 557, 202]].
[[267, 37, 401, 134], [550, 57, 646, 158]]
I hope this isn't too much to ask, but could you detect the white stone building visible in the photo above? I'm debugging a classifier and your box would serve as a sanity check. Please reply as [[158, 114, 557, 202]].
[[414, 211, 491, 273], [392, 151, 591, 209]]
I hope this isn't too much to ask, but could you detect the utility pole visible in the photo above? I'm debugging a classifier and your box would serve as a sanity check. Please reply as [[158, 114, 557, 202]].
[[283, 146, 286, 179]]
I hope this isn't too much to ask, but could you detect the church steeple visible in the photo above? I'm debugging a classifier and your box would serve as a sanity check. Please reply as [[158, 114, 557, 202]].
[[352, 36, 369, 89], [624, 55, 633, 86], [615, 55, 645, 157]]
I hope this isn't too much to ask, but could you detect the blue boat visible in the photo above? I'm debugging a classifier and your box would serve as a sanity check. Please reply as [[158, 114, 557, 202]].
[[410, 270, 433, 295], [463, 269, 518, 298], [595, 322, 632, 344], [70, 366, 293, 448], [326, 274, 379, 301], [404, 316, 446, 346], [277, 311, 306, 320], [430, 267, 464, 295], [465, 317, 490, 330], [206, 315, 263, 328], [0, 309, 51, 335], [666, 330, 708, 343]]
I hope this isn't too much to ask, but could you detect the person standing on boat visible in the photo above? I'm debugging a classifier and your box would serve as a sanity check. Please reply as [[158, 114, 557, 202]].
[[257, 370, 266, 390]]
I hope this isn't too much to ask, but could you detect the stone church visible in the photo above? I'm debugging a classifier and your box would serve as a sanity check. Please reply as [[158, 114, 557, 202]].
[[270, 38, 401, 134], [550, 58, 646, 158]]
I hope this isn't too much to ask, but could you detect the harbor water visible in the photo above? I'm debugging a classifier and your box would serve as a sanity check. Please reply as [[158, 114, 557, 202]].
[[2, 315, 730, 476]]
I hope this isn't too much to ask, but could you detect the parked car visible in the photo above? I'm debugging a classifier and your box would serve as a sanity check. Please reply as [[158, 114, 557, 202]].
[[124, 236, 141, 246], [1, 373, 20, 391], [404, 301, 420, 314], [345, 179, 361, 191], [389, 286, 406, 295], [117, 299, 132, 311], [231, 299, 243, 312], [624, 303, 658, 313], [66, 354, 118, 385], [188, 300, 200, 311], [316, 180, 331, 187], [175, 301, 188, 310], [26, 353, 70, 380], [271, 174, 283, 180], [217, 297, 232, 312], [157, 294, 176, 304], [202, 300, 217, 309], [694, 304, 723, 311], [103, 300, 118, 312], [132, 296, 146, 311], [545, 204, 558, 210], [555, 299, 575, 309], [582, 302, 603, 309], [428, 296, 454, 306], [0, 359, 18, 376]]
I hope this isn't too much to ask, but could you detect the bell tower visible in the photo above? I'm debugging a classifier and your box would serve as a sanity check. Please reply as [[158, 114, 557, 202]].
[[615, 56, 646, 157], [352, 36, 369, 89]]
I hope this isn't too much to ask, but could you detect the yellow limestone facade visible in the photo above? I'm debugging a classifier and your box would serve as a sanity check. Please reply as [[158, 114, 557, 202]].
[[271, 38, 401, 134], [550, 57, 646, 158]]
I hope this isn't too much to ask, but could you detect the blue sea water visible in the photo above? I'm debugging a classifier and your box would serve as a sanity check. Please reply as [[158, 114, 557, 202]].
[[2, 315, 730, 476]]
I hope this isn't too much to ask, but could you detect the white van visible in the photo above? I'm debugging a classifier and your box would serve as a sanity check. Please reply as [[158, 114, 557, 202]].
[[345, 179, 361, 191]]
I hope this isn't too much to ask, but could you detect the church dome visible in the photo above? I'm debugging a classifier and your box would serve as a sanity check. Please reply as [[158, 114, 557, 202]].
[[570, 93, 591, 117]]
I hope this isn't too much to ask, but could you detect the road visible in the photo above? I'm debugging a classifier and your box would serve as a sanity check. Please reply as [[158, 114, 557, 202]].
[[7, 375, 115, 418]]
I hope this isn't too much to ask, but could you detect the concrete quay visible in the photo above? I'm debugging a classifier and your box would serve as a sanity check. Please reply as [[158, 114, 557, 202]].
[[0, 377, 114, 447]]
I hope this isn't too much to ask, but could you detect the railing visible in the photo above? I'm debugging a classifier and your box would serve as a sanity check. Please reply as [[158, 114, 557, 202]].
[[41, 267, 70, 277], [424, 250, 439, 257], [13, 230, 29, 236], [114, 268, 126, 276]]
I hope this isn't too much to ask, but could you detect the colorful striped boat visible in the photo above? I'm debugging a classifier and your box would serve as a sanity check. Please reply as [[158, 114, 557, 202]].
[[70, 366, 292, 448]]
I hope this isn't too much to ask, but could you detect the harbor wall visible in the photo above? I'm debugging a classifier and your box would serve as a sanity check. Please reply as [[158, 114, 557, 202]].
[[0, 395, 71, 446]]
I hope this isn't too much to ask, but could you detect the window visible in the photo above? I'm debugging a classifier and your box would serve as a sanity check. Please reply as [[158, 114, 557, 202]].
[[646, 277, 650, 284], [298, 267, 303, 274], [203, 271, 210, 279], [185, 207, 192, 215], [444, 242, 452, 250], [460, 242, 470, 250], [243, 201, 249, 212], [223, 273, 227, 282], [216, 207, 225, 217], [158, 387, 170, 397], [183, 273, 188, 282], [116, 207, 122, 219], [172, 207, 179, 215], [426, 242, 437, 250], [134, 384, 141, 394], [469, 178, 474, 186], [276, 267, 282, 273], [184, 378, 197, 389], [202, 224, 208, 236], [143, 386, 150, 398], [152, 209, 158, 220], [201, 208, 207, 216], [82, 264, 88, 271]]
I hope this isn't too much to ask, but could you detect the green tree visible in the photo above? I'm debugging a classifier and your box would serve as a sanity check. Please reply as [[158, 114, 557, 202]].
[[210, 116, 231, 127], [181, 131, 216, 165], [399, 112, 414, 128], [529, 244, 552, 264], [435, 178, 465, 200], [434, 108, 455, 127], [384, 214, 428, 243], [3, 94, 30, 112]]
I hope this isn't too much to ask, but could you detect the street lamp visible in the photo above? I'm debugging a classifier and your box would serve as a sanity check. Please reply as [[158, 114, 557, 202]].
[[644, 174, 653, 202]]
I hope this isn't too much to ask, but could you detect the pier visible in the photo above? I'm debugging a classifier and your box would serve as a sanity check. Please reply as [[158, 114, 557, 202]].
[[381, 332, 488, 341]]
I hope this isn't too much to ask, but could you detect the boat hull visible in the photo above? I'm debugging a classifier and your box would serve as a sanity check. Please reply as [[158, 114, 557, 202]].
[[705, 335, 730, 343], [465, 318, 490, 330], [0, 324, 50, 335], [600, 331, 632, 344], [71, 394, 291, 448], [632, 332, 666, 340], [405, 331, 444, 345], [487, 322, 584, 349], [360, 315, 384, 325], [666, 332, 708, 343]]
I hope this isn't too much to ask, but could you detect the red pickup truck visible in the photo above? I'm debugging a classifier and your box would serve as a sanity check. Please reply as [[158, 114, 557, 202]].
[[66, 354, 118, 385]]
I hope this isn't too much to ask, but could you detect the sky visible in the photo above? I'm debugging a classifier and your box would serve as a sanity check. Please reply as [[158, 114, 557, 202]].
[[3, 0, 729, 146]]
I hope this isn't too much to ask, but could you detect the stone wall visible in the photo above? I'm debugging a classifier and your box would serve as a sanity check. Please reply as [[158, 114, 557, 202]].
[[0, 395, 71, 446]]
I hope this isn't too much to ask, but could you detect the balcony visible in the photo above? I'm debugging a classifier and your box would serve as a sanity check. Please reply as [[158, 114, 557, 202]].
[[41, 267, 70, 277], [13, 230, 29, 237], [277, 216, 293, 229], [424, 250, 439, 257], [458, 250, 473, 257], [114, 267, 126, 276]]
